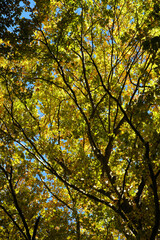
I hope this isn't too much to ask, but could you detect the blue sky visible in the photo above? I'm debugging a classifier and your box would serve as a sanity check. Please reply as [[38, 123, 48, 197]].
[[20, 0, 35, 19]]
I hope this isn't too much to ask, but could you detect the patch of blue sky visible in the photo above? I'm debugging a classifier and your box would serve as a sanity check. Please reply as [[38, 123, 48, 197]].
[[107, 4, 112, 10], [20, 0, 35, 19], [130, 18, 135, 24], [75, 7, 82, 15], [51, 71, 58, 77], [36, 100, 45, 118], [6, 0, 36, 33]]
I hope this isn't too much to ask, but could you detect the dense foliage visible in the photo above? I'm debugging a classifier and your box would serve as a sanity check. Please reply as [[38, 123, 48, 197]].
[[0, 0, 160, 239]]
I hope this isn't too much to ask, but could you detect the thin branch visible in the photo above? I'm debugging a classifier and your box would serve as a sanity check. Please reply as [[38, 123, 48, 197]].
[[80, 9, 94, 109], [39, 175, 73, 211], [8, 168, 31, 240], [0, 204, 28, 240]]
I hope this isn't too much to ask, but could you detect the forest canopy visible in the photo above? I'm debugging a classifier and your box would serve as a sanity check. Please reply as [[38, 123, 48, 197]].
[[0, 0, 160, 239]]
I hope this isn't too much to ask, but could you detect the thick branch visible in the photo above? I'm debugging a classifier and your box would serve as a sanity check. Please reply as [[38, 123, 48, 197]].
[[145, 143, 159, 240], [32, 216, 41, 240]]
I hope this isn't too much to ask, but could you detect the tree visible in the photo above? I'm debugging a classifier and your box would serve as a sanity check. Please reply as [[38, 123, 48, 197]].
[[0, 0, 160, 239]]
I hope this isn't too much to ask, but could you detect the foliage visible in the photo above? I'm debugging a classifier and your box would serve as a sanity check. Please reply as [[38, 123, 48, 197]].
[[0, 0, 160, 239]]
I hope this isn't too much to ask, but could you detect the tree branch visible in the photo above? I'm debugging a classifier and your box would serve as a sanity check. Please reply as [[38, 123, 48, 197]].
[[0, 204, 28, 240]]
